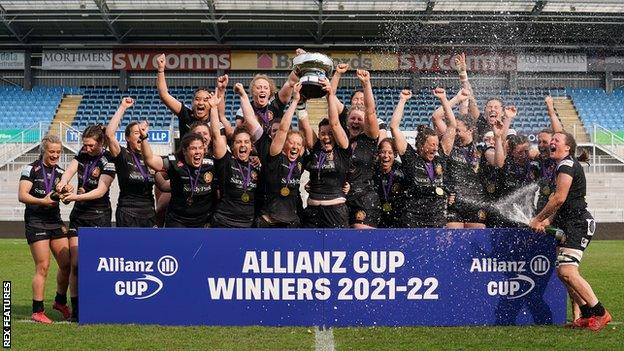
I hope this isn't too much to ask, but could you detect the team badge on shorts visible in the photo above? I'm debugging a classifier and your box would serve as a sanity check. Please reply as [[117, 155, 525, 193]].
[[355, 210, 366, 222], [203, 171, 213, 184], [392, 183, 401, 193], [478, 209, 487, 222], [92, 167, 100, 178], [541, 185, 551, 196], [61, 224, 68, 235]]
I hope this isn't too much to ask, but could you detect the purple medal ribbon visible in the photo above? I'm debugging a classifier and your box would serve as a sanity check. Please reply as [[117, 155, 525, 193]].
[[236, 160, 252, 192], [424, 161, 436, 182], [382, 170, 394, 202], [254, 104, 270, 130], [185, 163, 203, 198], [285, 160, 297, 185], [40, 161, 56, 193], [81, 152, 104, 188], [130, 151, 149, 181], [316, 151, 327, 180]]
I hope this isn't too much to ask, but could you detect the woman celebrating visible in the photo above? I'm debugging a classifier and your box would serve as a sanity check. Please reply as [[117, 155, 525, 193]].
[[530, 132, 611, 331], [18, 135, 71, 324], [374, 138, 406, 228], [344, 69, 381, 228], [141, 127, 217, 228], [389, 89, 450, 228], [106, 97, 158, 227], [210, 92, 260, 228], [300, 79, 351, 228], [256, 82, 304, 227]]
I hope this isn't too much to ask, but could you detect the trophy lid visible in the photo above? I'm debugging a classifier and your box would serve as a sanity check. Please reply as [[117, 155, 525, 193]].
[[292, 52, 334, 76]]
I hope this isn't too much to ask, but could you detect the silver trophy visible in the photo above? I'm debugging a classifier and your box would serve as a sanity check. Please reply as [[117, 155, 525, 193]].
[[292, 52, 334, 99]]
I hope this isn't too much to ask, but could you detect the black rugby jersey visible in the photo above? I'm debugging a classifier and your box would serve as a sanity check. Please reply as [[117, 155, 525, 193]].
[[374, 162, 407, 228], [445, 141, 485, 199], [163, 154, 216, 226], [20, 161, 64, 228], [499, 155, 540, 197], [555, 155, 587, 214], [235, 93, 286, 135], [261, 153, 303, 224], [112, 147, 155, 210], [347, 133, 378, 195], [304, 140, 351, 201], [72, 150, 116, 214], [213, 151, 260, 227]]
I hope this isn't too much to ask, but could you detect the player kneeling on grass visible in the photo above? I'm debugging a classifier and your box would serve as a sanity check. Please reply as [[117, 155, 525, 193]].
[[529, 132, 611, 331], [18, 135, 72, 324]]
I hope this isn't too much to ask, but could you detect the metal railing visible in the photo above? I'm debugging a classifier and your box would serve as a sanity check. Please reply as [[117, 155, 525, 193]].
[[0, 122, 44, 168]]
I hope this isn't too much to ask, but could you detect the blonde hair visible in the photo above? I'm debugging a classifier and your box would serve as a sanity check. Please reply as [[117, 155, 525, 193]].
[[40, 134, 62, 155], [249, 74, 277, 97]]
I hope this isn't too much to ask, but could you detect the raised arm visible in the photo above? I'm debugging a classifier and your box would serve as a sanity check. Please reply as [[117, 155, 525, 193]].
[[270, 83, 301, 157], [209, 94, 227, 160], [356, 69, 379, 139], [156, 53, 183, 115], [389, 89, 412, 156], [544, 96, 563, 133], [324, 79, 349, 149], [277, 48, 305, 104], [216, 74, 234, 139], [431, 89, 467, 136], [454, 53, 480, 120], [297, 108, 316, 149], [234, 83, 262, 141], [139, 122, 164, 171], [434, 88, 457, 157], [106, 97, 134, 157], [491, 109, 514, 168], [330, 63, 348, 114]]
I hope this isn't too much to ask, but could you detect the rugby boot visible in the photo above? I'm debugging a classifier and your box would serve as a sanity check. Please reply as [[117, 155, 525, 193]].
[[31, 311, 53, 324], [53, 301, 72, 320], [587, 310, 612, 332]]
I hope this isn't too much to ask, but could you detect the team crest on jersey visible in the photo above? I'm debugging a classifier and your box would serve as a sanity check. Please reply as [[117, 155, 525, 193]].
[[251, 170, 258, 182], [203, 171, 213, 184], [392, 183, 401, 193], [92, 167, 101, 178], [298, 162, 302, 172], [435, 164, 443, 175]]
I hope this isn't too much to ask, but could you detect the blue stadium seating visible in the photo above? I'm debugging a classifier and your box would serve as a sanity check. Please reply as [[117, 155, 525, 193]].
[[569, 88, 624, 131], [0, 86, 80, 129]]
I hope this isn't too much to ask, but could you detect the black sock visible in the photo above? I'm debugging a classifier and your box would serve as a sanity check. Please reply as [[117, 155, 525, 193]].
[[590, 301, 606, 317], [71, 296, 78, 317], [32, 300, 44, 313], [55, 292, 67, 305], [580, 304, 592, 318]]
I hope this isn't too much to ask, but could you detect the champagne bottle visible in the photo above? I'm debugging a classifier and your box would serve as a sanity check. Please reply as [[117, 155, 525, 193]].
[[544, 225, 566, 242]]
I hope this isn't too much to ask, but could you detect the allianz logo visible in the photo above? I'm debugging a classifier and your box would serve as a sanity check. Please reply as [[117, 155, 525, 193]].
[[470, 255, 551, 299], [97, 255, 178, 300]]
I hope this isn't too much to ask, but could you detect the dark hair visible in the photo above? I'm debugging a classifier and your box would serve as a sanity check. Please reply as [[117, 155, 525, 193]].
[[456, 114, 475, 131], [189, 120, 210, 131], [82, 124, 108, 148], [350, 89, 364, 103], [486, 97, 505, 107], [558, 131, 589, 162], [233, 125, 254, 143], [193, 87, 211, 96], [318, 118, 330, 129], [507, 134, 529, 154], [125, 121, 139, 138], [176, 132, 204, 160], [415, 125, 437, 150], [378, 137, 398, 156], [538, 128, 554, 135]]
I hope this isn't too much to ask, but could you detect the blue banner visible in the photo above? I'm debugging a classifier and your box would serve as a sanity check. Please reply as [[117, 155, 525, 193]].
[[66, 129, 170, 144], [79, 228, 566, 326]]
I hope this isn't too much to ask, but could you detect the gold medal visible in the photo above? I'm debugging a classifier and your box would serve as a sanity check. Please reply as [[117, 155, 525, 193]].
[[478, 209, 487, 222], [382, 202, 392, 212], [542, 185, 551, 196], [186, 197, 193, 206], [435, 187, 444, 196], [241, 192, 250, 203], [487, 183, 496, 194], [280, 187, 290, 197]]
